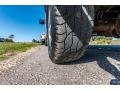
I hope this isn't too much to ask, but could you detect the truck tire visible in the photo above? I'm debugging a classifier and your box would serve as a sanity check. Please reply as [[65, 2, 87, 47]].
[[47, 5, 94, 64]]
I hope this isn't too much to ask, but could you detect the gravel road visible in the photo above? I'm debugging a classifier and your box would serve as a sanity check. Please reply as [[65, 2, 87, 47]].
[[0, 45, 120, 85]]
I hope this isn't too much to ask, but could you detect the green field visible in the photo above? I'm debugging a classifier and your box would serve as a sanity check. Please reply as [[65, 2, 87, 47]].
[[0, 42, 40, 61]]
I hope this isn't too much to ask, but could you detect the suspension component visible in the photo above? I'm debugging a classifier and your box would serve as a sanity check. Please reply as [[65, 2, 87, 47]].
[[93, 20, 120, 37], [93, 6, 120, 37]]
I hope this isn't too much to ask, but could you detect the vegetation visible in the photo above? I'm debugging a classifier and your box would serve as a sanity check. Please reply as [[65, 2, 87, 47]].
[[0, 34, 15, 43], [32, 39, 40, 43], [0, 34, 41, 61], [8, 34, 14, 40], [0, 42, 40, 61], [90, 36, 112, 45]]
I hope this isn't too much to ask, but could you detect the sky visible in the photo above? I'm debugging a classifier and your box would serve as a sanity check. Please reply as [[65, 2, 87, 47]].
[[0, 5, 45, 42]]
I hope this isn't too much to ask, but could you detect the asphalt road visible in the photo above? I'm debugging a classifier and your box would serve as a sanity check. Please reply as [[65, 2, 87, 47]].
[[0, 45, 120, 85]]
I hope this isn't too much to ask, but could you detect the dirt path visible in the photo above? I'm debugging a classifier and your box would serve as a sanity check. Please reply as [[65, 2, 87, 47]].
[[0, 45, 120, 85]]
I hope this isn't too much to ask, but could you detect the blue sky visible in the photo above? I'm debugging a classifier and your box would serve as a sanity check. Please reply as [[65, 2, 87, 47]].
[[0, 5, 45, 42]]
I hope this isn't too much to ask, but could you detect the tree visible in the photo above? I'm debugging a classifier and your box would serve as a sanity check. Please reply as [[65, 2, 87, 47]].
[[7, 34, 15, 42], [0, 38, 4, 42], [32, 39, 40, 43], [4, 38, 14, 42], [32, 39, 36, 42], [8, 34, 14, 40], [0, 35, 15, 42]]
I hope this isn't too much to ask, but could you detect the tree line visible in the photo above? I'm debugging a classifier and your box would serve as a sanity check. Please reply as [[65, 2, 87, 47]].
[[32, 39, 40, 43], [0, 34, 14, 42], [0, 34, 41, 43]]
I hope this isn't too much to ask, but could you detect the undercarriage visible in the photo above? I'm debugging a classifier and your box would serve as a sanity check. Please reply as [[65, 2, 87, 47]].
[[93, 6, 120, 37]]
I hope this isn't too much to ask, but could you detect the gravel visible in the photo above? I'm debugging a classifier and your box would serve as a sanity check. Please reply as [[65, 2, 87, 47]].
[[0, 45, 120, 85]]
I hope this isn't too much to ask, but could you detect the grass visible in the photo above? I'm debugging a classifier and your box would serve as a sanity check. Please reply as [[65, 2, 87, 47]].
[[0, 42, 40, 61], [90, 36, 112, 45]]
